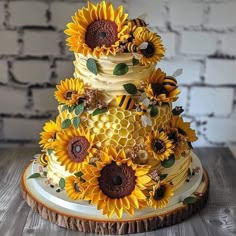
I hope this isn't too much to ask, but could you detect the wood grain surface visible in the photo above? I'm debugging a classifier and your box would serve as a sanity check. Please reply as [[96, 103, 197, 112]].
[[0, 147, 236, 236]]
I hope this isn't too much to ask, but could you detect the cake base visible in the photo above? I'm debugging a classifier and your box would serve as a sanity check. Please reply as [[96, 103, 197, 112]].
[[21, 155, 209, 235]]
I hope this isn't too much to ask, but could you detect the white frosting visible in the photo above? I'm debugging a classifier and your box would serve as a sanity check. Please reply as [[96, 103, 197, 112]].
[[73, 53, 156, 102]]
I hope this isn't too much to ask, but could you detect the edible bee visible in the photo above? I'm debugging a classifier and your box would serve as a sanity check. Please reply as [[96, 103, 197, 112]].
[[126, 42, 139, 53], [129, 18, 148, 28], [39, 153, 49, 167], [136, 98, 152, 127], [163, 76, 177, 91], [116, 95, 135, 110]]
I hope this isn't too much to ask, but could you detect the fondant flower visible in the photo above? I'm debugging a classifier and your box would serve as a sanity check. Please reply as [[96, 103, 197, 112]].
[[134, 28, 165, 65], [149, 181, 174, 209], [82, 146, 151, 218], [54, 78, 84, 106], [54, 126, 97, 173], [170, 116, 198, 142], [65, 175, 85, 200], [39, 117, 61, 150], [65, 1, 129, 57], [145, 130, 174, 161], [144, 68, 180, 103]]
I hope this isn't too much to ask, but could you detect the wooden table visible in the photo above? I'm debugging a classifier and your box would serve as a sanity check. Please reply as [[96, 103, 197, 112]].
[[0, 147, 236, 236]]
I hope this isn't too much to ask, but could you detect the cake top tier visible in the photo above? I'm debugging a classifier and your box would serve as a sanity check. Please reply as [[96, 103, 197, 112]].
[[65, 1, 165, 65]]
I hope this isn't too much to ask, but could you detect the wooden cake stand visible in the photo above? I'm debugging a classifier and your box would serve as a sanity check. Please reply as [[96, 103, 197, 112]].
[[21, 157, 209, 235]]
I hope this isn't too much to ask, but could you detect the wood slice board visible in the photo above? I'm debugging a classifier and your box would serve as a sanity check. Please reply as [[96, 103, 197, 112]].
[[21, 164, 209, 235]]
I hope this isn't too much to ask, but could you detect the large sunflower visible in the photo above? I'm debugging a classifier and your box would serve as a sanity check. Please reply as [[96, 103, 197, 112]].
[[134, 28, 165, 65], [149, 181, 174, 209], [144, 68, 181, 103], [65, 1, 129, 57], [54, 126, 97, 173], [55, 78, 84, 106], [82, 146, 151, 218], [39, 116, 61, 150], [65, 175, 85, 200], [145, 130, 174, 161], [170, 116, 198, 142]]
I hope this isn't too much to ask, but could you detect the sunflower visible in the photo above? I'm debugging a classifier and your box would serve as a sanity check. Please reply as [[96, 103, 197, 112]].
[[149, 181, 174, 209], [145, 130, 174, 161], [143, 68, 181, 103], [54, 78, 84, 106], [65, 175, 85, 200], [170, 116, 198, 142], [65, 1, 129, 57], [82, 146, 151, 218], [134, 28, 165, 65], [54, 126, 97, 173], [39, 116, 61, 150]]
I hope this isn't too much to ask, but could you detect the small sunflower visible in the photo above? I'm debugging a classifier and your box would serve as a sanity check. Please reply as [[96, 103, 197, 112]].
[[65, 175, 85, 200], [145, 130, 174, 161], [54, 78, 84, 106], [143, 68, 181, 103], [149, 181, 174, 209], [134, 28, 165, 65], [39, 116, 61, 150], [65, 1, 129, 57], [170, 116, 198, 142], [54, 126, 97, 173], [82, 146, 151, 218]]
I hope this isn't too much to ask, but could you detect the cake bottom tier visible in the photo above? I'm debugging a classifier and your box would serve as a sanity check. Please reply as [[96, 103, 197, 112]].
[[21, 153, 208, 235]]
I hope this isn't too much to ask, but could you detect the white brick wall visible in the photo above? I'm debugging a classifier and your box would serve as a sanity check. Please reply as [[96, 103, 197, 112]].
[[0, 86, 27, 114], [32, 88, 58, 112], [189, 87, 234, 116], [0, 31, 18, 55], [23, 30, 60, 56], [169, 0, 204, 27], [0, 61, 8, 84], [180, 32, 218, 55], [0, 0, 235, 147], [9, 1, 48, 26], [205, 59, 236, 85], [12, 60, 51, 84]]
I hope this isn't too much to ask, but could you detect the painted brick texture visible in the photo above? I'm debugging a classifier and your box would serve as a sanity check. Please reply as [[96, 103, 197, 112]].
[[0, 0, 235, 147]]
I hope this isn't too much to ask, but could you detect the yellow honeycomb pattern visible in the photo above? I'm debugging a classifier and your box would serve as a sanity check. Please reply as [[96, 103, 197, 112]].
[[77, 105, 172, 148]]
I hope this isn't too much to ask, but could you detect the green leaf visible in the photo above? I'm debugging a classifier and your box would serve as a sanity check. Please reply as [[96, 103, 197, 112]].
[[87, 58, 98, 75], [113, 63, 129, 76], [73, 117, 81, 129], [59, 178, 65, 190], [75, 102, 84, 116], [160, 174, 168, 181], [150, 105, 159, 117], [61, 105, 68, 112], [47, 149, 53, 155], [132, 58, 139, 66], [28, 173, 41, 179], [183, 196, 197, 205], [161, 154, 175, 168], [74, 171, 83, 178], [61, 119, 71, 129], [93, 107, 107, 116], [68, 105, 75, 113], [123, 83, 137, 95]]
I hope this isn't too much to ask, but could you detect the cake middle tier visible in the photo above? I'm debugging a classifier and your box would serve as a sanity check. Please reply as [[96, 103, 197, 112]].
[[73, 53, 156, 103]]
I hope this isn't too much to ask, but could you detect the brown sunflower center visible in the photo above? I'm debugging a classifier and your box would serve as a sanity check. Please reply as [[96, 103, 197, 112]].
[[153, 185, 166, 200], [73, 182, 80, 192], [141, 42, 155, 58], [151, 83, 168, 97], [67, 136, 90, 163], [85, 20, 118, 49], [152, 139, 166, 154], [98, 161, 136, 199], [64, 90, 76, 100]]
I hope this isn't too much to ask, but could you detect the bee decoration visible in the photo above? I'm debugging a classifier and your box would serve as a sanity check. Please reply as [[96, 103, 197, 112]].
[[130, 18, 148, 28], [163, 68, 183, 91], [116, 95, 135, 110], [126, 42, 139, 53], [38, 153, 49, 167], [136, 98, 152, 127], [172, 106, 184, 116]]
